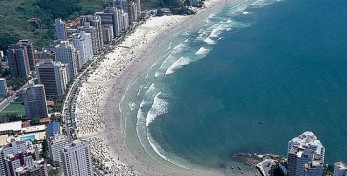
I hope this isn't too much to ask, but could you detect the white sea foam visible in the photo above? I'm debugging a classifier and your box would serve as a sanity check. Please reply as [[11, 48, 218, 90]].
[[195, 47, 210, 55], [129, 101, 137, 111], [146, 92, 168, 126], [171, 43, 186, 54], [155, 55, 177, 77], [165, 57, 191, 75], [242, 11, 250, 15], [144, 83, 157, 96], [204, 37, 216, 45]]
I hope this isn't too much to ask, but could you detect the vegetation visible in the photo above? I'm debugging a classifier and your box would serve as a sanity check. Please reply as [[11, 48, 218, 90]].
[[0, 101, 26, 117], [42, 139, 49, 159]]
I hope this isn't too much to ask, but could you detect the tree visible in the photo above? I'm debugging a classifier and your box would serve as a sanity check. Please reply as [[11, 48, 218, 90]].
[[48, 168, 60, 176], [42, 139, 49, 159], [30, 117, 41, 125]]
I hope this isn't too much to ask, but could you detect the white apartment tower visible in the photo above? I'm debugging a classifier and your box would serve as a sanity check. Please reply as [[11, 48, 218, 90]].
[[78, 22, 101, 55], [55, 18, 67, 41], [72, 31, 93, 68], [36, 59, 68, 97], [61, 140, 93, 176], [287, 131, 325, 176], [334, 162, 347, 176], [80, 15, 104, 52], [48, 134, 69, 165], [23, 83, 48, 118], [0, 78, 7, 96], [54, 41, 78, 80]]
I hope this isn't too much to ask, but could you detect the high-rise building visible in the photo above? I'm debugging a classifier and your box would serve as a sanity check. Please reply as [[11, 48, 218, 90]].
[[0, 139, 32, 176], [80, 15, 104, 52], [6, 44, 30, 78], [136, 0, 141, 16], [120, 10, 129, 31], [46, 121, 61, 138], [72, 31, 93, 68], [102, 25, 114, 44], [0, 78, 8, 96], [128, 1, 139, 25], [36, 59, 68, 97], [54, 41, 78, 80], [14, 159, 48, 176], [23, 83, 48, 118], [17, 40, 35, 71], [113, 0, 128, 11], [96, 7, 121, 37], [34, 50, 55, 61], [61, 140, 93, 176], [77, 23, 100, 55], [48, 134, 69, 165], [55, 18, 67, 41], [334, 162, 347, 176], [287, 131, 325, 176]]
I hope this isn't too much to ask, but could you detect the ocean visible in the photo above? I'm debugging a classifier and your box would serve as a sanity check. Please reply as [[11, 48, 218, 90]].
[[120, 0, 347, 174]]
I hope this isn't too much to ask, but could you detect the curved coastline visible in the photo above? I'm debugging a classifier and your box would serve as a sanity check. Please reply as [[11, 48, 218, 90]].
[[77, 0, 244, 175]]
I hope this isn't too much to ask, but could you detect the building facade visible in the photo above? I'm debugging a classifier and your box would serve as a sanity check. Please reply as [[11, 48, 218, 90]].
[[0, 78, 8, 96], [0, 139, 32, 176], [54, 41, 78, 80], [334, 162, 347, 176], [61, 140, 93, 176], [6, 44, 30, 78], [17, 40, 35, 71], [71, 31, 94, 68], [55, 18, 67, 41], [102, 25, 114, 44], [23, 83, 48, 118], [48, 134, 69, 165], [80, 15, 104, 52], [36, 59, 68, 97], [287, 131, 325, 176]]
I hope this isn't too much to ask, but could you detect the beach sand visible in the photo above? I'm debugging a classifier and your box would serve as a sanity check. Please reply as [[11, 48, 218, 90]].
[[75, 0, 241, 175]]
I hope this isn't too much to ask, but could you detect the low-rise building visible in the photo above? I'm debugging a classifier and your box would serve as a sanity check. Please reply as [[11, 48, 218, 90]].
[[0, 78, 8, 96], [334, 162, 347, 176]]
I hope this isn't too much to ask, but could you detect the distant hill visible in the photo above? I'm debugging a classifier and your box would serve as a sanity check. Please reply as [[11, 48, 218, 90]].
[[0, 0, 184, 52]]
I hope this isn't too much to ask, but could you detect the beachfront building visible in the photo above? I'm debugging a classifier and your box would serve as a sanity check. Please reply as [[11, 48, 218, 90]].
[[128, 1, 139, 25], [54, 41, 78, 80], [120, 10, 130, 31], [6, 44, 30, 78], [23, 83, 48, 118], [0, 139, 32, 176], [61, 140, 93, 176], [188, 0, 202, 6], [48, 134, 69, 165], [36, 59, 68, 98], [96, 7, 121, 37], [102, 25, 114, 44], [0, 78, 8, 96], [80, 15, 104, 52], [287, 131, 325, 176], [72, 31, 93, 68], [334, 162, 347, 176], [55, 18, 67, 41]]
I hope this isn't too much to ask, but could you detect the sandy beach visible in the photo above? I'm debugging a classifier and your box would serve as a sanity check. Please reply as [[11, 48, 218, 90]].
[[75, 0, 239, 175]]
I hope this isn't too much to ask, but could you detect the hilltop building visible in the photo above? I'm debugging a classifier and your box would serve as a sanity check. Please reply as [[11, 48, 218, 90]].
[[61, 140, 93, 176], [23, 83, 48, 118], [55, 18, 67, 41], [36, 59, 68, 97], [0, 78, 8, 96], [6, 44, 30, 78], [54, 41, 79, 80], [287, 131, 325, 176], [334, 162, 347, 176]]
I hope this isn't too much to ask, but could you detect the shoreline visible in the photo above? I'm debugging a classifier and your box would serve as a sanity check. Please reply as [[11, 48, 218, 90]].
[[75, 0, 240, 175]]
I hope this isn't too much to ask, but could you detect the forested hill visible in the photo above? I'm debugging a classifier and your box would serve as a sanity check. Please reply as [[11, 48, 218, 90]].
[[0, 0, 185, 51]]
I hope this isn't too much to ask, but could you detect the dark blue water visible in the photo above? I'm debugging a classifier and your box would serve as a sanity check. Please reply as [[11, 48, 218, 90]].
[[146, 0, 347, 168]]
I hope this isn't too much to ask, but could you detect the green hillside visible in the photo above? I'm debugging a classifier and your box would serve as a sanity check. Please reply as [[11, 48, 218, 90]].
[[0, 0, 184, 51]]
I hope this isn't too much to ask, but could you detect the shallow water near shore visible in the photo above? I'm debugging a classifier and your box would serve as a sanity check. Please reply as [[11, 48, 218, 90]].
[[120, 0, 347, 174]]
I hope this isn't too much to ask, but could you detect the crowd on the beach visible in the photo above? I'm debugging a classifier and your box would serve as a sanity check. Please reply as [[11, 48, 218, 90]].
[[87, 137, 137, 176], [75, 85, 106, 136]]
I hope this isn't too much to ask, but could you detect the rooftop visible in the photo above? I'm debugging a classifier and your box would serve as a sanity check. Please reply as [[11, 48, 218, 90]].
[[0, 121, 22, 133], [335, 162, 347, 170]]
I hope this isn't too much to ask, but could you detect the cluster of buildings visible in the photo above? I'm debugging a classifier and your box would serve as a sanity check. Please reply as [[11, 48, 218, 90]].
[[1, 0, 141, 120], [0, 127, 93, 176], [0, 0, 142, 175], [256, 131, 347, 176]]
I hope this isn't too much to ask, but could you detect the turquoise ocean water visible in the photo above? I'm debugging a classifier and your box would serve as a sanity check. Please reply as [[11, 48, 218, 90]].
[[121, 0, 347, 172]]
